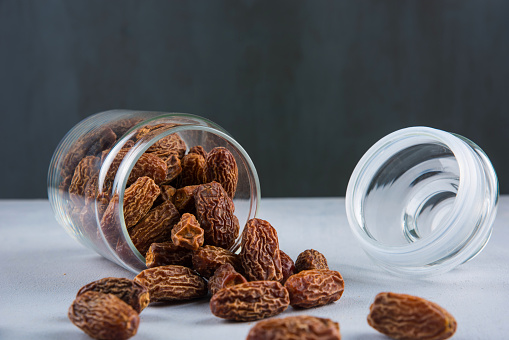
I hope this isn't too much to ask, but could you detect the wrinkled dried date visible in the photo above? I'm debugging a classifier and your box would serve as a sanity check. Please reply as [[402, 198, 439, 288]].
[[279, 250, 296, 284], [76, 277, 149, 313], [172, 185, 199, 213], [128, 200, 180, 255], [240, 218, 283, 282], [295, 249, 329, 272], [207, 263, 247, 295], [69, 156, 100, 207], [367, 292, 457, 340], [194, 181, 239, 249], [101, 176, 160, 235], [189, 145, 207, 158], [247, 315, 341, 340], [192, 245, 242, 278], [206, 147, 238, 198], [210, 280, 289, 321], [162, 154, 182, 183], [145, 241, 193, 268], [171, 213, 204, 251], [180, 153, 208, 187], [134, 265, 207, 302], [68, 291, 139, 340], [284, 269, 344, 309]]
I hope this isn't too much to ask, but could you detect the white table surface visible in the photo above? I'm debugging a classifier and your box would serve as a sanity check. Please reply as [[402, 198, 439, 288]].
[[1, 197, 508, 340]]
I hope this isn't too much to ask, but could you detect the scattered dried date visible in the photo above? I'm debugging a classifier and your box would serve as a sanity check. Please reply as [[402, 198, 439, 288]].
[[367, 292, 457, 340], [207, 263, 247, 296], [76, 277, 149, 314], [134, 265, 207, 303], [279, 250, 296, 284], [284, 269, 344, 309], [192, 245, 242, 278], [194, 181, 239, 249], [246, 315, 341, 340], [206, 147, 238, 198], [295, 249, 329, 272], [68, 291, 139, 340], [210, 280, 290, 321], [145, 241, 193, 268], [171, 213, 204, 251], [240, 218, 283, 282]]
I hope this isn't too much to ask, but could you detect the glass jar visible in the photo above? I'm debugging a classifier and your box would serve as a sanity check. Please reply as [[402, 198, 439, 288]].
[[345, 127, 498, 277], [48, 110, 260, 273]]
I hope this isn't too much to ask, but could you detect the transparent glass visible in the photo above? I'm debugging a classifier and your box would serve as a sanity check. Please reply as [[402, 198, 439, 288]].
[[345, 127, 498, 277], [48, 110, 260, 273]]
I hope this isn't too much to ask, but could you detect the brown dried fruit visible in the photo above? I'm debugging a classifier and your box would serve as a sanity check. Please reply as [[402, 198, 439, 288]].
[[208, 263, 248, 295], [192, 245, 242, 278], [60, 126, 116, 189], [129, 200, 180, 255], [69, 156, 100, 207], [180, 153, 208, 187], [76, 277, 150, 313], [194, 181, 239, 249], [154, 184, 177, 206], [295, 249, 329, 272], [100, 177, 160, 246], [163, 154, 182, 183], [210, 280, 289, 321], [279, 250, 296, 284], [246, 315, 341, 340], [367, 292, 457, 340], [240, 218, 283, 282], [171, 213, 204, 251], [145, 241, 193, 268], [68, 291, 139, 340], [173, 185, 199, 213], [206, 147, 238, 198], [284, 269, 344, 309], [135, 125, 186, 158], [134, 265, 207, 303], [189, 145, 207, 158]]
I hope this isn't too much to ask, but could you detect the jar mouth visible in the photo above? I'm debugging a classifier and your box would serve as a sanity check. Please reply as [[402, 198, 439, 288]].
[[98, 114, 261, 272], [345, 127, 498, 275]]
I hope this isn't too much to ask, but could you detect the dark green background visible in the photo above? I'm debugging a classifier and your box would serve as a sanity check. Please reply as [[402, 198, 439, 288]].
[[1, 0, 508, 198]]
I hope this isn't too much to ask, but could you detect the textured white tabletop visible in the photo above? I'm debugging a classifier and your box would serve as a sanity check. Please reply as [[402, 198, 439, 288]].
[[1, 197, 508, 339]]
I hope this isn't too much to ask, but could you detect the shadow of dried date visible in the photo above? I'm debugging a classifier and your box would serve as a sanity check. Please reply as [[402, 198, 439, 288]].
[[367, 292, 457, 340], [68, 291, 139, 340], [210, 281, 289, 321], [246, 315, 341, 340]]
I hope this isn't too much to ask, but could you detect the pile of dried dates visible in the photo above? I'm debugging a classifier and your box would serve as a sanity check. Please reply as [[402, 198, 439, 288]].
[[64, 126, 456, 340]]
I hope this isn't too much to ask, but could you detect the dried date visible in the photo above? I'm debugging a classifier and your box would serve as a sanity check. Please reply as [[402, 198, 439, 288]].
[[192, 245, 242, 278], [189, 145, 207, 158], [69, 156, 100, 207], [209, 280, 289, 321], [68, 291, 139, 340], [128, 200, 180, 255], [240, 218, 283, 282], [194, 181, 239, 249], [180, 153, 207, 187], [171, 213, 204, 251], [145, 241, 193, 268], [247, 315, 341, 340], [367, 292, 457, 340], [295, 249, 329, 272], [279, 250, 296, 284], [134, 265, 207, 302], [207, 263, 247, 295], [284, 269, 344, 309], [76, 277, 149, 313], [163, 154, 182, 183], [206, 147, 238, 198], [172, 185, 199, 213]]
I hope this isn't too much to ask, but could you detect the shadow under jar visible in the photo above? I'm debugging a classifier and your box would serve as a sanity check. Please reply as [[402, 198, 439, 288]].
[[345, 127, 498, 277], [48, 110, 260, 273]]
